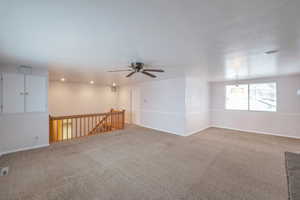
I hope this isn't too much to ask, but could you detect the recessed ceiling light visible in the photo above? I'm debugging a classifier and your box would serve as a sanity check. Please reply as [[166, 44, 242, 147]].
[[265, 50, 279, 55], [60, 78, 65, 82], [90, 80, 94, 84]]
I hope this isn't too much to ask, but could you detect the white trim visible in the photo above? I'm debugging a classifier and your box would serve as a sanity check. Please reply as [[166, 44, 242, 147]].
[[185, 126, 211, 136], [134, 123, 185, 136], [133, 123, 211, 137], [210, 109, 300, 116], [133, 109, 185, 116], [0, 144, 49, 156], [209, 73, 300, 83], [211, 125, 300, 139]]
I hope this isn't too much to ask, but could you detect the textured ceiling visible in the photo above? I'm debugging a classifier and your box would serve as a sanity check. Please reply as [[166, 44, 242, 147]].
[[0, 0, 299, 84]]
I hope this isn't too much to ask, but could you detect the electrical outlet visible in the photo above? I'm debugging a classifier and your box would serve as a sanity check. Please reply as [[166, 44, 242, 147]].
[[0, 167, 9, 176]]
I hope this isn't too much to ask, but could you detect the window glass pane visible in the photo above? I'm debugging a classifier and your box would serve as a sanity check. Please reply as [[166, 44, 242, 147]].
[[226, 84, 249, 110], [249, 83, 276, 112]]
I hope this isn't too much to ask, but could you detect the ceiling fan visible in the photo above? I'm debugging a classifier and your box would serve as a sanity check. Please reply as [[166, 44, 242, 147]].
[[107, 62, 164, 78]]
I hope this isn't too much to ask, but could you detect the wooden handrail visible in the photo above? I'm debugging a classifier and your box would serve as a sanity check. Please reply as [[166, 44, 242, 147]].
[[49, 110, 125, 143], [49, 112, 114, 120]]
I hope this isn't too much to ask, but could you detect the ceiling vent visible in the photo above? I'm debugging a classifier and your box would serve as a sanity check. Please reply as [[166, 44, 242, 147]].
[[265, 50, 279, 55]]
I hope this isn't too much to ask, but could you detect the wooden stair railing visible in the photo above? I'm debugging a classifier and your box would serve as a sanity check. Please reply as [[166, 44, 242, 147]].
[[49, 110, 125, 143], [88, 114, 110, 135]]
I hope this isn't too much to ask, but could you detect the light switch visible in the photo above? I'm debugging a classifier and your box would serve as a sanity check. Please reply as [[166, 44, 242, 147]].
[[297, 89, 300, 96]]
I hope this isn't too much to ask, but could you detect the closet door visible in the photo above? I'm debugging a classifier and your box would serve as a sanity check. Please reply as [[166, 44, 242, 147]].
[[2, 73, 25, 113], [25, 75, 47, 112]]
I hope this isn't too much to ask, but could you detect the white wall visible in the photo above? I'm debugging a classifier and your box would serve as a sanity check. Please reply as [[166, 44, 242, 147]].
[[118, 78, 187, 135], [210, 75, 300, 138], [185, 72, 210, 135], [133, 78, 186, 135], [0, 65, 49, 155], [118, 74, 211, 136], [48, 81, 117, 116], [0, 113, 49, 155], [117, 85, 132, 123]]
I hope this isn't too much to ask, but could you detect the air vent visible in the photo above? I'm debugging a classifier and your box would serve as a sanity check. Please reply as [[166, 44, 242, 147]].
[[265, 50, 279, 55]]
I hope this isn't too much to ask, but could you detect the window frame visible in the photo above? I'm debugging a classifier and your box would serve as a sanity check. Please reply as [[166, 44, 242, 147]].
[[225, 84, 249, 111], [225, 82, 277, 112]]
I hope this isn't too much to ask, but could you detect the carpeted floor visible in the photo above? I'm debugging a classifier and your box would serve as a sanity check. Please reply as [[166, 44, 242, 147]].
[[0, 125, 299, 200]]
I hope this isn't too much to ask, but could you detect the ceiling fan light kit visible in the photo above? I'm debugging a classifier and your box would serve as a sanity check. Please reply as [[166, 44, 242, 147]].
[[108, 62, 164, 78]]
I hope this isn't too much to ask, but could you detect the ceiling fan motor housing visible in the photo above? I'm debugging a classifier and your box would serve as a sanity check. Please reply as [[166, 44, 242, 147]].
[[133, 62, 144, 72]]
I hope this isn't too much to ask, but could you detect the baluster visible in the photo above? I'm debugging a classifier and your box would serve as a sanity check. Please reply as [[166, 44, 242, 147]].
[[83, 117, 85, 136], [67, 119, 69, 140], [106, 114, 108, 131], [68, 119, 70, 140], [122, 111, 124, 128], [56, 120, 58, 142], [61, 119, 64, 141], [69, 119, 71, 139], [113, 112, 116, 129], [117, 112, 119, 129], [93, 116, 95, 131], [61, 119, 62, 141], [66, 119, 69, 140], [75, 118, 77, 138], [100, 116, 103, 133], [110, 113, 112, 131], [119, 112, 122, 129], [71, 118, 73, 139], [85, 117, 87, 135], [79, 118, 81, 137]]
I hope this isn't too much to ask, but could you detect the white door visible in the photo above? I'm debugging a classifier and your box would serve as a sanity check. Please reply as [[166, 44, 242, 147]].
[[131, 86, 140, 124], [25, 75, 47, 112], [2, 73, 25, 113]]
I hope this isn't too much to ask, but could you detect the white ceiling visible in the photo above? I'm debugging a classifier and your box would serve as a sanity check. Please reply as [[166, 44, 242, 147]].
[[0, 0, 299, 84]]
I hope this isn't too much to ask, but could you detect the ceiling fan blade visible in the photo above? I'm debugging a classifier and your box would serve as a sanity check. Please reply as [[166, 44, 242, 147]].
[[143, 69, 164, 72], [107, 69, 132, 72], [126, 71, 136, 77], [142, 71, 156, 78]]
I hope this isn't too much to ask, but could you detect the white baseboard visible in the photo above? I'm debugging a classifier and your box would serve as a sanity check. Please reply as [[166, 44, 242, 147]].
[[135, 123, 185, 136], [0, 144, 50, 156], [211, 125, 300, 139], [133, 123, 211, 137], [185, 126, 211, 136]]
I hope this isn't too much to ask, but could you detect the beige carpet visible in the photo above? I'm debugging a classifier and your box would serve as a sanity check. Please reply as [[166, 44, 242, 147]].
[[0, 125, 299, 200]]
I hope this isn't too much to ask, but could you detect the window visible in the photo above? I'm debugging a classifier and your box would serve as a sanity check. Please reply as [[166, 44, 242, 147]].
[[225, 82, 277, 112], [250, 83, 276, 112], [226, 84, 248, 110]]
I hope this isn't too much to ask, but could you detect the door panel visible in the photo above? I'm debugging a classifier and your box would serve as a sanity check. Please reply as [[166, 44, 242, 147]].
[[2, 73, 25, 113], [25, 75, 47, 112]]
